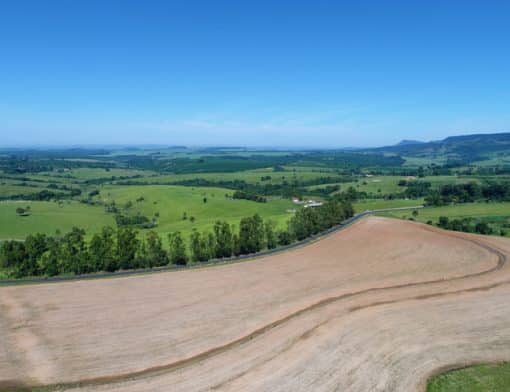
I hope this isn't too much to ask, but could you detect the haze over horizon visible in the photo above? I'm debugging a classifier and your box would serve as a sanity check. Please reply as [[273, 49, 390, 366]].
[[1, 0, 509, 148]]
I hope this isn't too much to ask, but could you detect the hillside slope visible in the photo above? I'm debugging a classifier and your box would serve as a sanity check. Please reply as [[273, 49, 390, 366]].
[[369, 132, 510, 162]]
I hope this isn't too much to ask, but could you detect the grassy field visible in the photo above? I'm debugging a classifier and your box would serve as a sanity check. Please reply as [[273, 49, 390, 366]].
[[117, 167, 343, 185], [425, 175, 482, 187], [335, 175, 405, 195], [35, 167, 153, 181], [379, 202, 510, 221], [339, 175, 484, 196], [0, 184, 44, 197], [1, 156, 507, 245], [0, 185, 295, 243], [378, 202, 510, 235], [354, 198, 424, 212], [99, 185, 294, 242], [0, 201, 115, 240], [427, 363, 510, 392]]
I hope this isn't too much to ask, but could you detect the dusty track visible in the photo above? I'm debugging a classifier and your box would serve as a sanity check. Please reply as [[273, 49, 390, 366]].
[[1, 217, 510, 391]]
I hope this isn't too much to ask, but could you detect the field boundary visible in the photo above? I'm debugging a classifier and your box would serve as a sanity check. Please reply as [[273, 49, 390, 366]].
[[0, 206, 423, 286]]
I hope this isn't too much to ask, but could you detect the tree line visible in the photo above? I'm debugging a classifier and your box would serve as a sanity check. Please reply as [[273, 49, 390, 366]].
[[0, 188, 82, 202], [348, 180, 510, 204], [435, 216, 493, 235], [425, 182, 510, 206], [117, 176, 354, 198], [232, 190, 267, 203], [0, 199, 354, 279]]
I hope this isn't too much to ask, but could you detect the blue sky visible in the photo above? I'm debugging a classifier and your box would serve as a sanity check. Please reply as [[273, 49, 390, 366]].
[[1, 0, 509, 147]]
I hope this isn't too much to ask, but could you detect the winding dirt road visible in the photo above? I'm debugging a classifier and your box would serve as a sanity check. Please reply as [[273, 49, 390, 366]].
[[1, 216, 510, 391]]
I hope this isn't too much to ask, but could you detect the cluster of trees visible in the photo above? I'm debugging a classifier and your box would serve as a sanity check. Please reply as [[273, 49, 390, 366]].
[[232, 190, 267, 203], [425, 182, 510, 206], [15, 206, 31, 216], [0, 226, 181, 277], [0, 227, 181, 278], [435, 216, 493, 235], [359, 164, 453, 177], [1, 188, 82, 202], [365, 180, 510, 205], [83, 174, 144, 185], [306, 184, 341, 197], [0, 199, 354, 279], [289, 199, 354, 240], [401, 180, 432, 198], [114, 213, 156, 228], [299, 151, 404, 169]]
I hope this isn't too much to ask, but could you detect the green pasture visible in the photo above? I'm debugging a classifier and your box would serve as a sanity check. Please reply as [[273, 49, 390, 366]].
[[339, 175, 405, 195], [378, 202, 510, 235], [0, 185, 296, 243], [99, 185, 294, 241], [427, 363, 510, 392], [379, 202, 510, 222], [116, 167, 340, 186], [338, 175, 484, 198], [354, 198, 424, 212], [281, 165, 338, 173], [0, 184, 44, 197], [0, 201, 115, 240], [425, 175, 482, 187], [36, 167, 152, 181]]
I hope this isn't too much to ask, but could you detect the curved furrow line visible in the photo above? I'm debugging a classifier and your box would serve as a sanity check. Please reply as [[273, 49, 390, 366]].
[[16, 228, 509, 391], [210, 276, 510, 391]]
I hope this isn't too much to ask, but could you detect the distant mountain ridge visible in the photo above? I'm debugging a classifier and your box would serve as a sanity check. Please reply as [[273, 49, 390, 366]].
[[395, 139, 425, 146], [367, 132, 510, 163]]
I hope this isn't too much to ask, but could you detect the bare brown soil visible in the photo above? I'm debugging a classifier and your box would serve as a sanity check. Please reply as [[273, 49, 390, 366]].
[[1, 216, 510, 391]]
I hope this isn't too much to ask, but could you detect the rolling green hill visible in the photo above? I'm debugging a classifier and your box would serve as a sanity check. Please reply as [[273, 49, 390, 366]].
[[367, 132, 510, 164]]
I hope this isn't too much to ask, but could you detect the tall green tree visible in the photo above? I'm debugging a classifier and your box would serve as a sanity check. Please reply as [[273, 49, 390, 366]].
[[168, 232, 187, 265], [206, 232, 216, 260], [89, 226, 117, 272], [145, 230, 168, 267], [38, 237, 60, 276], [239, 214, 265, 254], [189, 230, 214, 262], [264, 220, 278, 249], [59, 227, 89, 275], [24, 233, 48, 276], [117, 227, 139, 270], [232, 233, 241, 256], [214, 221, 233, 258], [289, 208, 318, 240], [136, 239, 148, 268], [189, 229, 202, 262], [0, 240, 26, 278], [277, 229, 293, 246]]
